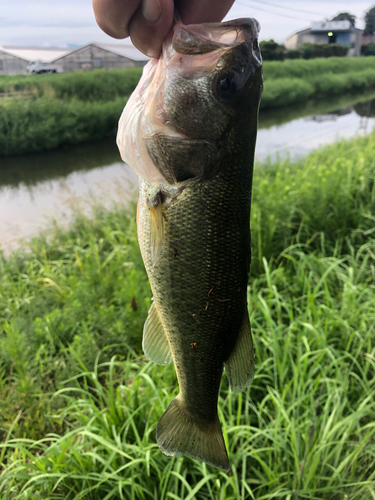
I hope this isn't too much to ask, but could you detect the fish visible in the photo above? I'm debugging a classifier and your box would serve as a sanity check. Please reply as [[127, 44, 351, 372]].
[[117, 16, 263, 471]]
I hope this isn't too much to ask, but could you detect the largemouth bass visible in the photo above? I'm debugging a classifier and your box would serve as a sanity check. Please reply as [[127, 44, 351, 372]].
[[117, 17, 262, 471]]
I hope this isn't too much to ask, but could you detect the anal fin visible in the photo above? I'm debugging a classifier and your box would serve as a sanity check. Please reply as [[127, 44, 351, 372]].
[[143, 302, 172, 365], [224, 308, 254, 393]]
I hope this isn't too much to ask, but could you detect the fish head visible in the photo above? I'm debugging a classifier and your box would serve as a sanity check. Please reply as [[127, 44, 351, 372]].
[[117, 18, 263, 185]]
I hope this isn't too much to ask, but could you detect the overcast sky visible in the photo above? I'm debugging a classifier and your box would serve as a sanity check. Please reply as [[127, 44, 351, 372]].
[[0, 0, 373, 48]]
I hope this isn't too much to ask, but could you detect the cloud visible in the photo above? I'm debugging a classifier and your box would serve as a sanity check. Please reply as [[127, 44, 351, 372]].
[[1, 0, 372, 46]]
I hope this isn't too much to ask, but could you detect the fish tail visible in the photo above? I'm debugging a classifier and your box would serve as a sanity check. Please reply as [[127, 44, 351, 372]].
[[156, 395, 229, 471]]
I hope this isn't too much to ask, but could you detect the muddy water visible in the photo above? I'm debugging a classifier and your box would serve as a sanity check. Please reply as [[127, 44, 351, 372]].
[[1, 93, 375, 251]]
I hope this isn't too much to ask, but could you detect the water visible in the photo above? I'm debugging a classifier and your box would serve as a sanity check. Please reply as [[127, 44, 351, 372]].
[[1, 93, 375, 251]]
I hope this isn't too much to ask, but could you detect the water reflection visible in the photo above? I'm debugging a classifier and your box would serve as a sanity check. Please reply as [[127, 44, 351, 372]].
[[0, 140, 137, 250], [1, 93, 375, 250], [354, 99, 375, 118], [255, 94, 375, 161], [0, 139, 121, 188], [258, 90, 375, 129]]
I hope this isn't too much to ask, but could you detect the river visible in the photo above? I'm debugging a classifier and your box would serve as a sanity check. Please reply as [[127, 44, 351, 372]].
[[1, 92, 375, 251]]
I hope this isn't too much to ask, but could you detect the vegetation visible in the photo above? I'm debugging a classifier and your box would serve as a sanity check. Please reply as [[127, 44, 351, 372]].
[[262, 56, 375, 79], [364, 5, 375, 35], [362, 42, 375, 56], [0, 96, 125, 155], [0, 67, 143, 101], [331, 11, 356, 26], [1, 57, 375, 155], [262, 67, 375, 109], [0, 131, 375, 498], [260, 39, 348, 61]]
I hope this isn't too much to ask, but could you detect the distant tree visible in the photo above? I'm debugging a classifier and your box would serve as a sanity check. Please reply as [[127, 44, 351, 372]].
[[364, 5, 375, 35], [361, 42, 375, 55], [259, 39, 286, 61], [332, 12, 356, 26]]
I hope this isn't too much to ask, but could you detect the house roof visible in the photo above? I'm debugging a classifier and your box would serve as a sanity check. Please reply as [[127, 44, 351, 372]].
[[93, 43, 150, 62], [52, 42, 150, 63], [311, 20, 351, 32], [285, 27, 311, 41]]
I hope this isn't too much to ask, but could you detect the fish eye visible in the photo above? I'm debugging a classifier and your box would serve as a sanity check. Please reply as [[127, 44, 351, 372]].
[[216, 73, 237, 101]]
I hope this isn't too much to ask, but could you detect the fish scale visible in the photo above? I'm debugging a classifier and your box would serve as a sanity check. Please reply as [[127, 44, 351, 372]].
[[118, 16, 263, 471], [139, 161, 250, 432]]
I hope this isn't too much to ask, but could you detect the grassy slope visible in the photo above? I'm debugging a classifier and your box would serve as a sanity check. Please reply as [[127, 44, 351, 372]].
[[1, 57, 375, 155], [0, 131, 374, 498]]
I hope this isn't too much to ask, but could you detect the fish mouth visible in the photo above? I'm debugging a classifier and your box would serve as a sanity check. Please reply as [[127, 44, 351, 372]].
[[117, 18, 262, 185], [172, 18, 261, 66]]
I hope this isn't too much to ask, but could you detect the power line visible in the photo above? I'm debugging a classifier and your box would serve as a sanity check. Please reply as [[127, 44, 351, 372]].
[[236, 1, 313, 21], [241, 0, 323, 17]]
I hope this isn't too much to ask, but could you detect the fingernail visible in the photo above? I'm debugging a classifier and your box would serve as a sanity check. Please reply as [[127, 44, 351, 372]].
[[142, 0, 161, 23]]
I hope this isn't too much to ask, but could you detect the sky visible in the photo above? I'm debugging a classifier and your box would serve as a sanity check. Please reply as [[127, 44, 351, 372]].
[[0, 0, 373, 48]]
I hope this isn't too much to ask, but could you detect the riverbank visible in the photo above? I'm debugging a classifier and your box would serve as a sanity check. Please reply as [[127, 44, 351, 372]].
[[0, 131, 374, 498], [1, 56, 375, 155]]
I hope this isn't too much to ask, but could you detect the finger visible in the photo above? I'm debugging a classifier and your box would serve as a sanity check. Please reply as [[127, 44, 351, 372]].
[[92, 0, 140, 39], [129, 0, 174, 58], [175, 0, 235, 24]]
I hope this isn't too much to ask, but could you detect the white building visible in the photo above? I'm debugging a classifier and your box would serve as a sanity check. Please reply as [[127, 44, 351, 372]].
[[54, 43, 149, 72], [0, 43, 149, 75], [285, 21, 363, 57], [0, 46, 71, 75]]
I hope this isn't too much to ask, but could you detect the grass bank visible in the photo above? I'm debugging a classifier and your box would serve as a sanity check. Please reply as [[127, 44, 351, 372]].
[[0, 131, 374, 498], [1, 57, 375, 155]]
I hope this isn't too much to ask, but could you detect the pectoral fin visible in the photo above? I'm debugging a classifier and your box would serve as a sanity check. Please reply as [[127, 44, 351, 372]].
[[147, 196, 164, 266], [224, 308, 254, 393], [143, 302, 172, 365]]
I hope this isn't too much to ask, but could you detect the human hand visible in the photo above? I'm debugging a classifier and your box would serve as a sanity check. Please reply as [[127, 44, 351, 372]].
[[92, 0, 235, 58]]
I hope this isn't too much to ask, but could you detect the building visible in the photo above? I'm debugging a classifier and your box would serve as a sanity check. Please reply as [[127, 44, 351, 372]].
[[53, 43, 149, 73], [285, 21, 363, 56], [0, 43, 149, 75], [362, 34, 375, 46], [0, 46, 70, 75]]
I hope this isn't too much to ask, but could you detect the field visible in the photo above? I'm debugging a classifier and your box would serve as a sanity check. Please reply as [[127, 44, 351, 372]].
[[0, 130, 374, 498], [1, 56, 375, 155]]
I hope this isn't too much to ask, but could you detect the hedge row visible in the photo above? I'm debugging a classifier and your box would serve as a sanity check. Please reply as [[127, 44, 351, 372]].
[[0, 97, 125, 156], [261, 67, 375, 109]]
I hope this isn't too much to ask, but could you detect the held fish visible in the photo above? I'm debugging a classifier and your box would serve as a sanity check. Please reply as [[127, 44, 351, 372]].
[[117, 17, 263, 471]]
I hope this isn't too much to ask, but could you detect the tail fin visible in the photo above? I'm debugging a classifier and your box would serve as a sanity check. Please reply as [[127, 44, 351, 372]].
[[156, 395, 229, 471]]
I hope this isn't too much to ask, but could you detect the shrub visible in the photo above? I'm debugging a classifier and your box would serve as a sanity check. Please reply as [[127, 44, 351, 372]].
[[0, 97, 126, 155], [300, 42, 348, 59], [259, 39, 286, 61], [362, 42, 375, 56], [285, 49, 301, 59]]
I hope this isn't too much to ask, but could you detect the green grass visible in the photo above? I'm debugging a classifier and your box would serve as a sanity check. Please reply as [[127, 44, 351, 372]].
[[261, 68, 375, 109], [1, 57, 375, 155], [0, 67, 143, 101], [262, 56, 375, 80], [0, 97, 125, 155], [0, 131, 374, 498]]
